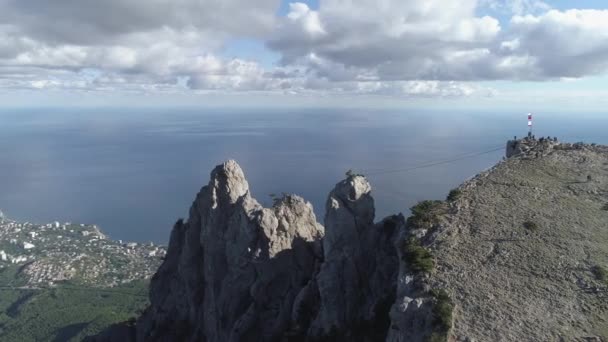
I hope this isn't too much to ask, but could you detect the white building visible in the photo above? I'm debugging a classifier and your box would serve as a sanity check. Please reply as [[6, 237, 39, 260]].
[[23, 242, 35, 250]]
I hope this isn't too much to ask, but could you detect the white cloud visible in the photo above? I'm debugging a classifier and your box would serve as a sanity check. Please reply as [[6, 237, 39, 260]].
[[0, 0, 279, 45], [268, 0, 504, 81], [286, 3, 326, 36], [1, 0, 608, 100], [0, 0, 281, 94], [507, 9, 608, 79], [269, 1, 608, 82]]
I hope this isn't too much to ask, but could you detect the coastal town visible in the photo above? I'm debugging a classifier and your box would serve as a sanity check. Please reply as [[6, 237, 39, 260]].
[[0, 210, 166, 288]]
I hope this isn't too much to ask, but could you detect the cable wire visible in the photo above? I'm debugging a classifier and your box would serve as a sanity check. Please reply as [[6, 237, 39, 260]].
[[362, 145, 504, 177]]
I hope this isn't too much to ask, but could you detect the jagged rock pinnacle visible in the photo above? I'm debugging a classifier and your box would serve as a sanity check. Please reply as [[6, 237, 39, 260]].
[[208, 159, 250, 206], [91, 161, 404, 342], [134, 160, 328, 341]]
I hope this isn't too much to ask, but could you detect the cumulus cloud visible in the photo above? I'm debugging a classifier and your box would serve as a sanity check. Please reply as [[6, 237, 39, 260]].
[[269, 0, 502, 80], [268, 1, 608, 82], [507, 10, 608, 79], [0, 0, 281, 93], [0, 0, 279, 44], [1, 0, 608, 99], [185, 58, 491, 98]]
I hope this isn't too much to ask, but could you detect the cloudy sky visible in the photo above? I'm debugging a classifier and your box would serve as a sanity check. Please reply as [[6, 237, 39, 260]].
[[1, 0, 608, 108]]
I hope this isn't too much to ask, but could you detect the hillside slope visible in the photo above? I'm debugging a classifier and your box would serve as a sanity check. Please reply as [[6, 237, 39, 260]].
[[430, 140, 608, 340], [0, 216, 166, 341]]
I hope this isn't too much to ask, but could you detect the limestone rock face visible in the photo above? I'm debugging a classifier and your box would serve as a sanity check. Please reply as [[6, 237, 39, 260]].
[[89, 161, 407, 342], [506, 139, 523, 158], [386, 234, 435, 342], [310, 176, 401, 340], [136, 160, 325, 341], [100, 161, 404, 342]]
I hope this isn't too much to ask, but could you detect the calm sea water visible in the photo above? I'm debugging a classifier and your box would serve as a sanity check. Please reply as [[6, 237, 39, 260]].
[[0, 107, 606, 244]]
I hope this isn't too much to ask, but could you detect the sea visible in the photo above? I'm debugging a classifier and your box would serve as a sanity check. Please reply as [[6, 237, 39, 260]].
[[0, 107, 606, 244]]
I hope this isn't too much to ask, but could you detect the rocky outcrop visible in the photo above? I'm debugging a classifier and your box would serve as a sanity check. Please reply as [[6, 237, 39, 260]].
[[387, 228, 437, 342], [309, 175, 402, 340], [506, 136, 559, 158], [90, 160, 406, 342], [134, 160, 325, 341]]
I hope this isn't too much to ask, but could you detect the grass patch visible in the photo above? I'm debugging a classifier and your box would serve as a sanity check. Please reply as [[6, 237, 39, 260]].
[[407, 200, 445, 228], [428, 289, 454, 342], [446, 189, 462, 202], [523, 221, 539, 232], [401, 238, 434, 274], [592, 265, 607, 284]]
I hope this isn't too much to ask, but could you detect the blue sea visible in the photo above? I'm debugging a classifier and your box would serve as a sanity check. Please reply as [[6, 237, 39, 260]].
[[0, 107, 606, 244]]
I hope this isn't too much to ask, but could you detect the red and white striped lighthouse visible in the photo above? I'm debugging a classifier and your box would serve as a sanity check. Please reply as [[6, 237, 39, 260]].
[[527, 113, 533, 137]]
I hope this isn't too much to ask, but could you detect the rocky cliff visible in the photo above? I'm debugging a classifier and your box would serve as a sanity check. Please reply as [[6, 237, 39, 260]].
[[90, 160, 404, 342], [90, 140, 608, 341]]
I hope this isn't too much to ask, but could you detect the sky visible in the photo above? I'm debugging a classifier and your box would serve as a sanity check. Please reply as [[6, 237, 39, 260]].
[[1, 0, 608, 109]]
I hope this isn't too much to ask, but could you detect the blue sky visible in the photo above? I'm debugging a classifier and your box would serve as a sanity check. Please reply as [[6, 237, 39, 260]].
[[1, 0, 608, 109]]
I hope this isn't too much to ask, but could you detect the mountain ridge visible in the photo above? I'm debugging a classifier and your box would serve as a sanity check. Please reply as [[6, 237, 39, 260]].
[[90, 138, 608, 341]]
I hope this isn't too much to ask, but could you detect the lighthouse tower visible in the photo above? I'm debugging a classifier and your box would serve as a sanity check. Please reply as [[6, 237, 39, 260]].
[[527, 113, 533, 138]]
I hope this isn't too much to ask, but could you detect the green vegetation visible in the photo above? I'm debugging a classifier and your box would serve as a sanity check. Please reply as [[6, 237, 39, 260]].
[[401, 238, 434, 273], [345, 169, 364, 178], [428, 289, 454, 342], [0, 279, 148, 342], [0, 266, 24, 287], [523, 220, 539, 232], [0, 217, 162, 340], [446, 188, 462, 202], [592, 265, 607, 284], [407, 200, 445, 228]]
